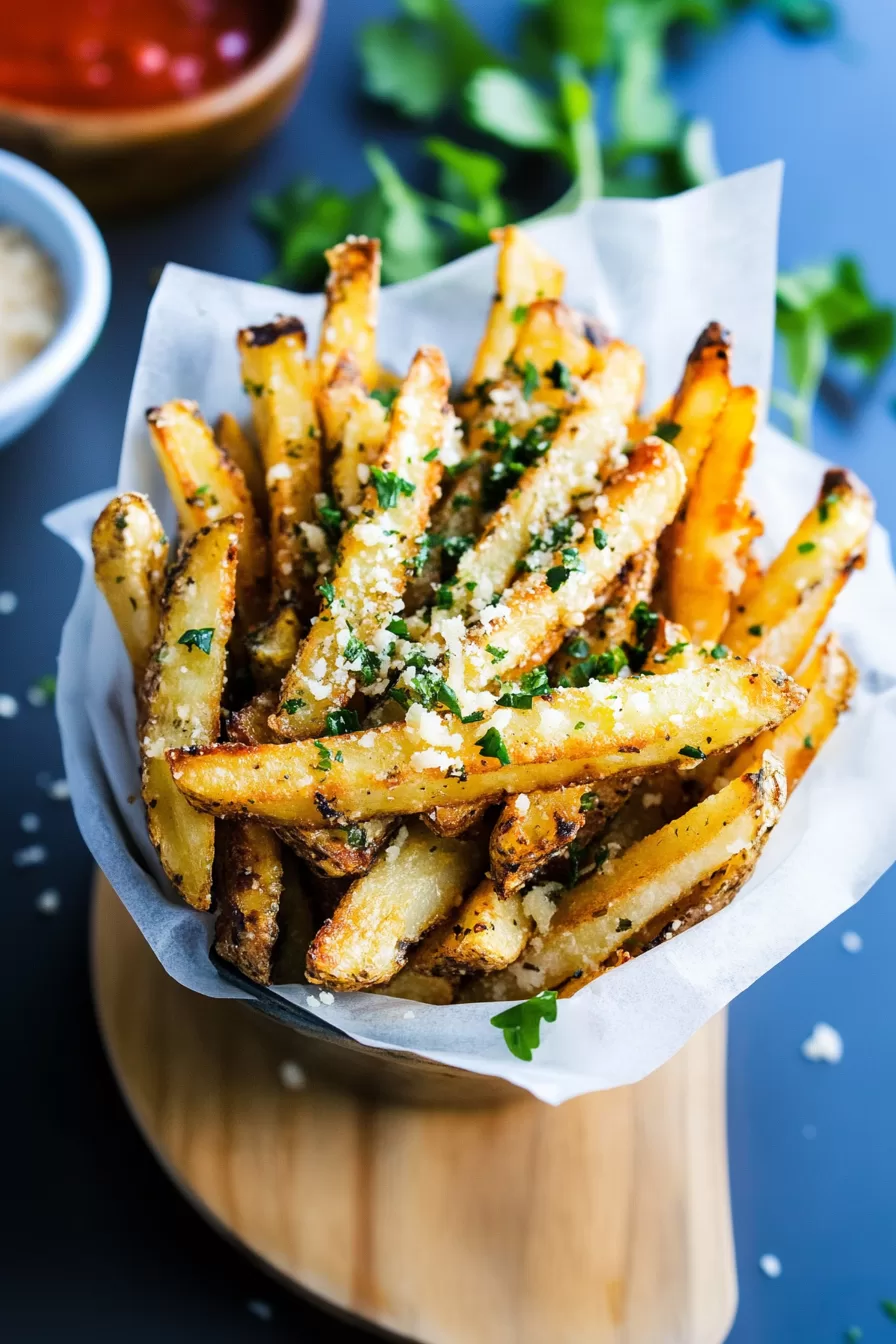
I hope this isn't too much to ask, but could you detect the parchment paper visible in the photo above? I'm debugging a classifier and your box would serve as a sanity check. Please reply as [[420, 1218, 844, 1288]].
[[46, 164, 896, 1104]]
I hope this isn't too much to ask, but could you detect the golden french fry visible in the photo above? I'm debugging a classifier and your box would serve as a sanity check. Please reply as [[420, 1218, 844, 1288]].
[[510, 299, 602, 379], [270, 346, 449, 740], [665, 322, 732, 484], [465, 225, 565, 395], [168, 661, 804, 828], [214, 820, 284, 985], [147, 399, 268, 625], [318, 356, 389, 512], [92, 492, 168, 684], [245, 602, 302, 689], [371, 967, 456, 1005], [317, 237, 380, 390], [458, 437, 685, 688], [478, 751, 786, 1000], [142, 517, 241, 910], [306, 822, 485, 990], [215, 411, 268, 524], [413, 878, 532, 975], [238, 317, 322, 605], [724, 468, 873, 673], [666, 385, 759, 643]]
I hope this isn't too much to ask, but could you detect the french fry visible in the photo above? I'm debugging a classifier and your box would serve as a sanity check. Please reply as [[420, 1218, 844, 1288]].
[[413, 878, 531, 975], [142, 517, 241, 910], [306, 822, 485, 990], [423, 802, 491, 839], [168, 661, 805, 827], [478, 752, 786, 1000], [371, 967, 456, 1005], [316, 237, 380, 390], [465, 225, 565, 395], [318, 356, 389, 512], [91, 492, 168, 684], [724, 468, 873, 673], [510, 299, 602, 379], [665, 321, 732, 484], [245, 602, 302, 689], [238, 317, 322, 605], [147, 399, 268, 625], [215, 411, 268, 524], [270, 346, 449, 740], [714, 633, 857, 791], [213, 819, 283, 984], [666, 385, 759, 643], [452, 343, 645, 612], [458, 437, 685, 688]]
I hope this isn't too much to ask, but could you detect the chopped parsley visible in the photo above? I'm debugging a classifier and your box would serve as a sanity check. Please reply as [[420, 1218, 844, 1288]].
[[317, 580, 336, 605], [423, 446, 440, 461], [655, 419, 682, 444], [242, 378, 265, 398], [592, 525, 608, 550], [313, 741, 332, 771], [177, 627, 214, 655], [511, 303, 528, 324], [616, 917, 633, 932], [490, 990, 557, 1061], [408, 532, 432, 576], [440, 533, 475, 562], [559, 645, 627, 687], [803, 734, 814, 750], [797, 540, 817, 553], [345, 824, 367, 849], [475, 726, 511, 765], [580, 791, 598, 811], [486, 644, 507, 663], [445, 456, 479, 479], [451, 492, 473, 510], [371, 386, 398, 411], [748, 624, 763, 637], [664, 640, 689, 658], [434, 583, 455, 609], [521, 359, 539, 400], [818, 491, 838, 522], [622, 601, 659, 672], [679, 744, 706, 761], [565, 635, 591, 660], [344, 635, 381, 685], [574, 720, 585, 730], [710, 643, 729, 659], [113, 511, 128, 531], [325, 708, 361, 735], [545, 547, 584, 592], [547, 359, 572, 391], [497, 666, 551, 708], [281, 698, 306, 714], [482, 415, 559, 509], [316, 494, 344, 543], [370, 466, 416, 509], [387, 617, 409, 637]]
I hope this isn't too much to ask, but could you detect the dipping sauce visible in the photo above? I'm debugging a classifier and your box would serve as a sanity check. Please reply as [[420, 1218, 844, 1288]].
[[0, 1, 285, 112], [0, 226, 61, 385]]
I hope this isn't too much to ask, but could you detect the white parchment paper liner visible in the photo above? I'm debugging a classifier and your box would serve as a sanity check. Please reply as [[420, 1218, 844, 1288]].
[[46, 164, 896, 1104]]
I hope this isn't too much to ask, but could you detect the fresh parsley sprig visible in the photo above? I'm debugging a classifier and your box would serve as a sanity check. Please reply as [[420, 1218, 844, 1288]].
[[491, 990, 558, 1061]]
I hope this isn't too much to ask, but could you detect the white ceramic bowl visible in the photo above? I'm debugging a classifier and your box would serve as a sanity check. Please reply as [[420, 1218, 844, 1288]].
[[0, 149, 110, 448]]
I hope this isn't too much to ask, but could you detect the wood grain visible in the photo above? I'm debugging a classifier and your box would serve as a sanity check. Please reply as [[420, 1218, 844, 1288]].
[[91, 874, 737, 1344]]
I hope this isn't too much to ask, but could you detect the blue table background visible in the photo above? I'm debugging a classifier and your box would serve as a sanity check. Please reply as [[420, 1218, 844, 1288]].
[[2, 2, 893, 1339]]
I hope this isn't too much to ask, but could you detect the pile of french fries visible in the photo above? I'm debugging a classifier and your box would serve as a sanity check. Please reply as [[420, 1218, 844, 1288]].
[[92, 228, 872, 1005]]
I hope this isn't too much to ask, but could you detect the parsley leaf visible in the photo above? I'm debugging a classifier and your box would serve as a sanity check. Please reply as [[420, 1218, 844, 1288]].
[[345, 824, 368, 850], [177, 627, 214, 655], [281, 697, 306, 714], [490, 990, 558, 1061], [547, 359, 572, 390], [325, 708, 361, 735], [387, 617, 409, 637], [522, 358, 540, 399], [316, 493, 344, 543], [314, 741, 332, 771], [475, 725, 511, 765], [797, 540, 816, 553], [371, 386, 399, 411], [654, 419, 682, 444], [344, 635, 381, 685], [466, 68, 564, 152], [592, 525, 608, 550], [371, 465, 416, 508], [679, 744, 706, 761], [486, 643, 507, 663], [318, 580, 336, 605]]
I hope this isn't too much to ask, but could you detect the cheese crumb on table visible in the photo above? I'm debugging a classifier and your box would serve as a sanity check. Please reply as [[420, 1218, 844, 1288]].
[[277, 1060, 306, 1091], [840, 930, 863, 953], [35, 889, 60, 915], [801, 1022, 843, 1064], [759, 1253, 782, 1279]]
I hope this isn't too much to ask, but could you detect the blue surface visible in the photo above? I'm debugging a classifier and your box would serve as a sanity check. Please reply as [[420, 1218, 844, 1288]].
[[1, 1, 894, 1339]]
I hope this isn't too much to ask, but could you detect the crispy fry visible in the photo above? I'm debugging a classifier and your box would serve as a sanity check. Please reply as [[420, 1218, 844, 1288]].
[[452, 343, 644, 613], [458, 437, 685, 687], [317, 237, 380, 390], [238, 317, 322, 605], [666, 385, 759, 643], [423, 802, 491, 839], [92, 492, 168, 684], [511, 299, 602, 379], [214, 820, 283, 984], [413, 878, 531, 975], [168, 661, 804, 827], [371, 967, 456, 1004], [478, 752, 786, 1000], [318, 356, 389, 512], [465, 225, 565, 395], [306, 822, 485, 990], [245, 602, 302, 689], [715, 633, 857, 791], [270, 346, 449, 740], [146, 399, 268, 625], [724, 468, 873, 673], [665, 322, 732, 484], [215, 411, 267, 523], [142, 517, 241, 910]]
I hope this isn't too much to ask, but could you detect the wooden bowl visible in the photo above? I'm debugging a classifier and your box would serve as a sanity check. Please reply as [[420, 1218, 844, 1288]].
[[0, 0, 325, 215]]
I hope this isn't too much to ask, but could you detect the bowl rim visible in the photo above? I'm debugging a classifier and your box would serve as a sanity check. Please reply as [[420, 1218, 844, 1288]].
[[0, 149, 110, 423], [0, 0, 325, 138]]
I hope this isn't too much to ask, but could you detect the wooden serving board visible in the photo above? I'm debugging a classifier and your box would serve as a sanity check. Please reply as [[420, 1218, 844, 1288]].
[[91, 873, 738, 1344]]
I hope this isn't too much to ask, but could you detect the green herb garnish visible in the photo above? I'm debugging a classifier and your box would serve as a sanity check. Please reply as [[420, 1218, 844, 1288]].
[[475, 726, 511, 765], [325, 708, 361, 735], [592, 526, 608, 550], [797, 540, 817, 553], [177, 627, 214, 655], [371, 465, 416, 509], [371, 386, 399, 411], [282, 698, 305, 714], [679, 744, 706, 760], [655, 419, 682, 444], [314, 741, 332, 771], [490, 990, 557, 1061]]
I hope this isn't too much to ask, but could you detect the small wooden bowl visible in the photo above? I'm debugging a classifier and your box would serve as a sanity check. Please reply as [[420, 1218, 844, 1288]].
[[0, 0, 325, 215]]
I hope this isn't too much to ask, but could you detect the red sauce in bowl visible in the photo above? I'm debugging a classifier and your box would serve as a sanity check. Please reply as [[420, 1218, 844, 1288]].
[[0, 0, 286, 112]]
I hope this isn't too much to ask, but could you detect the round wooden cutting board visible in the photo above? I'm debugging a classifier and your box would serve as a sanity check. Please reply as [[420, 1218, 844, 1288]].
[[91, 874, 738, 1344]]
